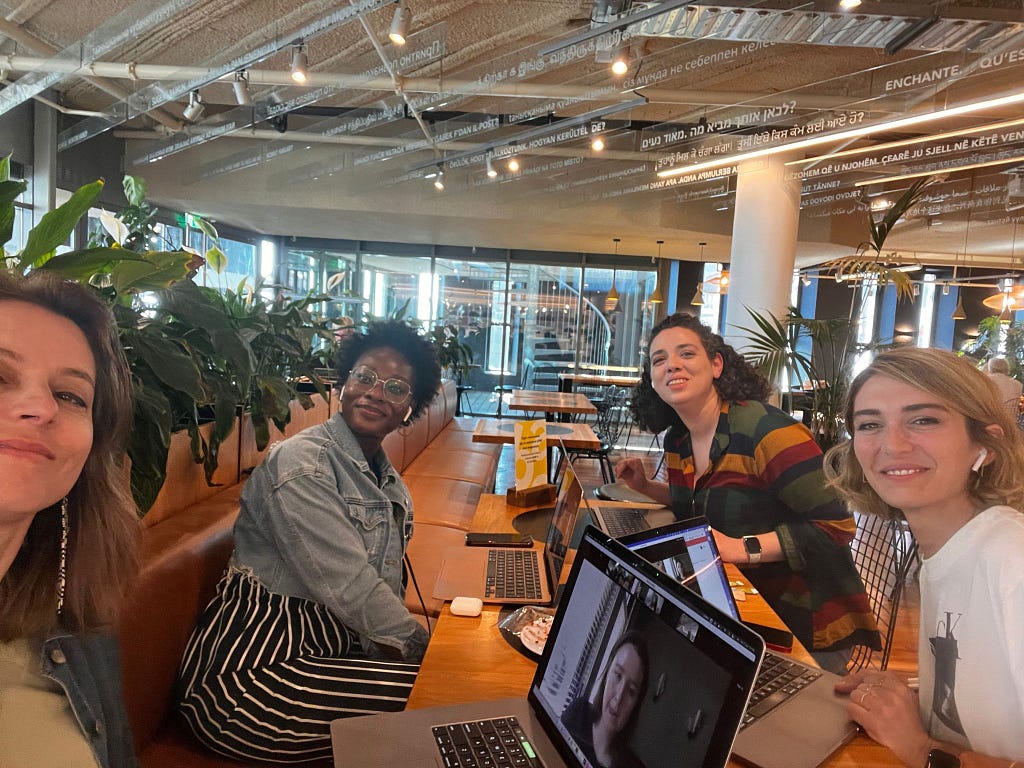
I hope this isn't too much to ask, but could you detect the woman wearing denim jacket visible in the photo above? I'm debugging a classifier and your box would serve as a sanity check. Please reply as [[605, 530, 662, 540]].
[[0, 272, 140, 767], [178, 320, 442, 764]]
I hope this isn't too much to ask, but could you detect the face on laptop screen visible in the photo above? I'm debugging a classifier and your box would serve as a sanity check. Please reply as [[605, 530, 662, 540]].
[[621, 520, 740, 621], [530, 533, 760, 768]]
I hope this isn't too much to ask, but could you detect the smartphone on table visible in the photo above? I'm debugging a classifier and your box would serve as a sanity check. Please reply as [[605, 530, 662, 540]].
[[465, 532, 534, 548]]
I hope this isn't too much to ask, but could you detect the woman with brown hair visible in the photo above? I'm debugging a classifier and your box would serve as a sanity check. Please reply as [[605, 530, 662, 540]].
[[826, 348, 1024, 768], [617, 312, 877, 673], [0, 270, 140, 767]]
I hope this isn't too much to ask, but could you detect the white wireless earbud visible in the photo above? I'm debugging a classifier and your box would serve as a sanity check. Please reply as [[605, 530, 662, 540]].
[[404, 406, 413, 422], [339, 385, 346, 398], [972, 447, 988, 473]]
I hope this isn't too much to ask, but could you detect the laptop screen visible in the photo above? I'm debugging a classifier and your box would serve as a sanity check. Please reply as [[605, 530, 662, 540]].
[[529, 528, 763, 768], [543, 466, 583, 588], [618, 518, 741, 621]]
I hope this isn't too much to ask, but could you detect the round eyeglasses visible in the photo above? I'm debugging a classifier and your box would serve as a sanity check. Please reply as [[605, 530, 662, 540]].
[[347, 365, 412, 404]]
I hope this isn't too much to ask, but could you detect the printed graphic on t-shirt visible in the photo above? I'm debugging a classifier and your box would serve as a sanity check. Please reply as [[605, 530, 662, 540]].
[[929, 611, 965, 736]]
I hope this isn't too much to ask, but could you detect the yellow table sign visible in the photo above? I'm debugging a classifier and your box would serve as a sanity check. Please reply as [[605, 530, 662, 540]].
[[513, 419, 548, 491]]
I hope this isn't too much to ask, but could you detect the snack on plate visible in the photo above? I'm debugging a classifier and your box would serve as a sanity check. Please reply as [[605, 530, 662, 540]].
[[519, 614, 554, 655]]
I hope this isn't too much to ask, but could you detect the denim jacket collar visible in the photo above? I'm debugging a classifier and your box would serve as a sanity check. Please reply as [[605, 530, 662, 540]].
[[323, 414, 402, 489]]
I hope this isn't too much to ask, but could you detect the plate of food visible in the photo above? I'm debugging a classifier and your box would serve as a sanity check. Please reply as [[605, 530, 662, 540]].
[[518, 614, 554, 656]]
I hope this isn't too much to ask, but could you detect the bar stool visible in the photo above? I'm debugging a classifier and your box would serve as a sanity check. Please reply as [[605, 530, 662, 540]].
[[455, 384, 474, 416]]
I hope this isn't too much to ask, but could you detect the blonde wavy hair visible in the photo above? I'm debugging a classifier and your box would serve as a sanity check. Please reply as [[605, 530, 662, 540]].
[[824, 347, 1024, 520]]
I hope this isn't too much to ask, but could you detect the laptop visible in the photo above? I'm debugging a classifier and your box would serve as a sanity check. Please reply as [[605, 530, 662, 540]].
[[332, 527, 766, 768], [431, 467, 584, 605], [588, 501, 676, 538], [619, 518, 860, 768]]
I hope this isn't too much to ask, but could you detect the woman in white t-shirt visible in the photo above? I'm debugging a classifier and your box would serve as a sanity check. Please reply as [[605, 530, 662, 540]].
[[825, 347, 1024, 768]]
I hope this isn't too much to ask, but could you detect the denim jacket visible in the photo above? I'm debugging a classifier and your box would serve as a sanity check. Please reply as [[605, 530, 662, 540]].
[[234, 414, 428, 661], [39, 631, 139, 768]]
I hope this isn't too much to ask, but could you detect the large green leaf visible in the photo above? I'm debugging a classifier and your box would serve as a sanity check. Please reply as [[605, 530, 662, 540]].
[[123, 175, 147, 207], [126, 383, 173, 514], [0, 154, 10, 182], [16, 179, 104, 271], [205, 245, 227, 273], [108, 251, 192, 293], [128, 329, 206, 401], [0, 179, 28, 250], [35, 247, 148, 281]]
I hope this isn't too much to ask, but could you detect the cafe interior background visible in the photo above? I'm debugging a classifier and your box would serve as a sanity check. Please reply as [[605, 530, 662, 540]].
[[3, 0, 1024, 413]]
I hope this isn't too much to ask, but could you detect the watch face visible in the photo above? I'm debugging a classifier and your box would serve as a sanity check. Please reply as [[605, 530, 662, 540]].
[[743, 536, 762, 555], [927, 749, 961, 768]]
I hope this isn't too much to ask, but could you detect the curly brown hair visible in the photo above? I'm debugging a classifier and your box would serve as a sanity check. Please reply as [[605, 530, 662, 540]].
[[824, 347, 1024, 520], [630, 313, 772, 433]]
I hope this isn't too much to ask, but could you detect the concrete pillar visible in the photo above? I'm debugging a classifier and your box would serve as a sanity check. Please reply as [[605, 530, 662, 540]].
[[723, 153, 801, 351], [32, 101, 57, 224]]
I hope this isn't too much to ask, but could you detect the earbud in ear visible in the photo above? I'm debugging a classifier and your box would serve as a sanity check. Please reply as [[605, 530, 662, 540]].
[[404, 406, 413, 422], [339, 385, 346, 398], [972, 447, 988, 473]]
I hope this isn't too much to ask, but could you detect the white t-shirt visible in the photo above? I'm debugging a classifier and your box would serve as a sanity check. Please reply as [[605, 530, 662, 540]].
[[918, 505, 1024, 760]]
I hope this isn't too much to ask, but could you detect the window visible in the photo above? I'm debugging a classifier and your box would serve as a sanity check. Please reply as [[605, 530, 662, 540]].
[[917, 274, 937, 348]]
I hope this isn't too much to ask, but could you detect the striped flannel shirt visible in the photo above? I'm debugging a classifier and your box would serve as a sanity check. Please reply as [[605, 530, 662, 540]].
[[664, 400, 880, 653]]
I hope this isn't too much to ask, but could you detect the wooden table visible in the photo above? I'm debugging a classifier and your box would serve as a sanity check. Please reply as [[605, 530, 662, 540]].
[[471, 418, 600, 450], [407, 494, 901, 768], [558, 372, 641, 393], [508, 389, 597, 423]]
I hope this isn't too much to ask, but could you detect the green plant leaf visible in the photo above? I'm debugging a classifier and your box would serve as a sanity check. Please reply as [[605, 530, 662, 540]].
[[16, 179, 104, 271], [122, 175, 147, 207], [129, 330, 206, 402], [126, 383, 173, 514], [0, 178, 28, 249], [108, 251, 192, 293], [0, 154, 10, 182]]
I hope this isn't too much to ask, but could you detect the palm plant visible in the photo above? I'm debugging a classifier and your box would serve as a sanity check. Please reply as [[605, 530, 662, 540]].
[[740, 307, 851, 450]]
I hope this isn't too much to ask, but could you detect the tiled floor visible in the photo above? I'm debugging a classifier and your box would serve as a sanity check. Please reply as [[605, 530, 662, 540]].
[[485, 418, 920, 677]]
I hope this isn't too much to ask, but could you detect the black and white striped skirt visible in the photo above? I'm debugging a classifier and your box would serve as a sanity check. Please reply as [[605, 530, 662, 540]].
[[177, 567, 420, 764]]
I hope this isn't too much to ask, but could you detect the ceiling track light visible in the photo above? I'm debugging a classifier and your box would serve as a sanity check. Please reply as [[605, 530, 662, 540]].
[[839, 0, 861, 8], [506, 143, 521, 173], [182, 89, 204, 122], [485, 153, 498, 179], [433, 164, 445, 191], [388, 1, 411, 46], [290, 43, 309, 84], [232, 70, 252, 106]]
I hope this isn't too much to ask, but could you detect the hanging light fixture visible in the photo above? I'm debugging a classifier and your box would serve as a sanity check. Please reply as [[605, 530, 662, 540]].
[[232, 70, 252, 106], [649, 240, 665, 305], [691, 242, 707, 305], [604, 238, 621, 313], [290, 43, 309, 83], [182, 89, 204, 122], [485, 152, 497, 179], [388, 0, 411, 46], [433, 164, 445, 191]]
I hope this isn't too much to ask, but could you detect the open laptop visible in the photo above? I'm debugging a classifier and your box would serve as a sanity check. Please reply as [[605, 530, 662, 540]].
[[619, 518, 860, 768], [431, 467, 584, 605], [332, 527, 766, 768]]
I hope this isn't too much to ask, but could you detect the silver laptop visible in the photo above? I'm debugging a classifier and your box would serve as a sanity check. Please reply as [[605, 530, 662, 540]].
[[431, 468, 583, 605], [332, 527, 765, 768], [620, 519, 859, 768]]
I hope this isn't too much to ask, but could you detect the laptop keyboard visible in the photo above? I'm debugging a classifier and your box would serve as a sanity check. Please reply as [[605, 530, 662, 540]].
[[432, 717, 543, 768], [485, 549, 541, 600], [741, 652, 823, 728], [597, 507, 649, 538]]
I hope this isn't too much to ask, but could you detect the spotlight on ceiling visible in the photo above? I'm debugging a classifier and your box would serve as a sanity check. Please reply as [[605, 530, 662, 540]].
[[182, 90, 204, 122], [388, 1, 411, 46], [506, 145, 521, 173], [839, 0, 861, 8], [232, 70, 252, 106], [433, 164, 445, 191], [485, 153, 498, 179], [610, 46, 630, 76], [290, 43, 309, 84], [591, 134, 605, 152]]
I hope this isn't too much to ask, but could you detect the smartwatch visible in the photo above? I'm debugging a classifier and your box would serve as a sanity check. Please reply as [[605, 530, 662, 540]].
[[742, 536, 762, 565], [926, 749, 961, 768]]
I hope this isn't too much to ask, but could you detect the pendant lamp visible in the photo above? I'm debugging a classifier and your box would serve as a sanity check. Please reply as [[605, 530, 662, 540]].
[[648, 240, 665, 305], [604, 238, 621, 313], [690, 284, 704, 306], [950, 249, 967, 320]]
